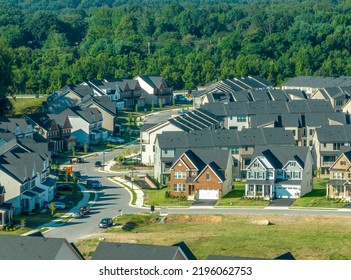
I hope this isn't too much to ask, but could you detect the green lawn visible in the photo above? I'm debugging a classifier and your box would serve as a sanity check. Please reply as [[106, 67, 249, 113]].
[[9, 97, 46, 117], [216, 181, 269, 207], [292, 178, 347, 208], [143, 187, 193, 207], [76, 213, 351, 260]]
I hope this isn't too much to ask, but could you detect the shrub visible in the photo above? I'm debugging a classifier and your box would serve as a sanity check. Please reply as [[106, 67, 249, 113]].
[[164, 190, 171, 199]]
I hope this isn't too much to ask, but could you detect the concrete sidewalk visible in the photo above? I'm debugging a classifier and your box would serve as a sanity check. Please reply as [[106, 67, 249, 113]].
[[111, 177, 144, 208]]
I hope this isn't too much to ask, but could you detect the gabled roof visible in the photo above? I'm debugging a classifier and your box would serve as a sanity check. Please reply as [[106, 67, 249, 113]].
[[0, 235, 83, 260], [315, 125, 351, 142], [283, 76, 351, 88], [135, 75, 166, 89], [91, 242, 189, 260], [61, 106, 103, 124], [251, 146, 310, 170], [0, 117, 31, 135]]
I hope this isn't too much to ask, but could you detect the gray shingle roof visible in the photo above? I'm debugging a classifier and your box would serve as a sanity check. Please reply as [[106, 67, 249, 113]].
[[252, 146, 310, 169], [315, 125, 351, 142], [92, 242, 187, 260], [283, 76, 351, 88], [0, 236, 83, 260]]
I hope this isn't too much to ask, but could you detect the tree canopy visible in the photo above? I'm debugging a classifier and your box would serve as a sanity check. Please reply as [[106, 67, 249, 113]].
[[1, 0, 351, 116]]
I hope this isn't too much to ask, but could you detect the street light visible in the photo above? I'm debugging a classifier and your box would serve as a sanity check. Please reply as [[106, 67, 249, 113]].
[[131, 167, 134, 190], [103, 152, 105, 165]]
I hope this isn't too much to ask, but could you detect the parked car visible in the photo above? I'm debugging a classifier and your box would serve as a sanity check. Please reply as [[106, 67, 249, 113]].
[[95, 161, 102, 167], [108, 137, 125, 144], [57, 184, 72, 192], [72, 211, 82, 218], [86, 179, 102, 190], [77, 157, 85, 163], [79, 204, 91, 215], [47, 201, 66, 210], [99, 218, 113, 228]]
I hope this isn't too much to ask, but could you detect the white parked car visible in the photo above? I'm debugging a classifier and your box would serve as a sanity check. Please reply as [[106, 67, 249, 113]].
[[48, 202, 65, 210], [108, 137, 125, 144]]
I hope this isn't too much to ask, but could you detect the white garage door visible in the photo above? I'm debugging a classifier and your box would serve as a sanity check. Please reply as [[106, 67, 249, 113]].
[[198, 189, 219, 200], [275, 186, 299, 198]]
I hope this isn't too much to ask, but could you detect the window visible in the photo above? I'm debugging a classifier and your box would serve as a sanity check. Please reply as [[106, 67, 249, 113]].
[[248, 171, 255, 179], [206, 173, 211, 180], [292, 171, 301, 179], [336, 100, 343, 106], [323, 143, 327, 148], [233, 159, 238, 167], [231, 147, 239, 154], [340, 161, 346, 166], [309, 129, 313, 136], [333, 172, 344, 179], [333, 143, 341, 150], [173, 184, 186, 192], [174, 172, 186, 179], [237, 116, 247, 122], [309, 140, 313, 146]]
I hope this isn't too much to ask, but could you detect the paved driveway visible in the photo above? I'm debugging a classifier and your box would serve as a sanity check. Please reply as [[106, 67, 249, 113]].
[[268, 198, 296, 207], [192, 199, 218, 207]]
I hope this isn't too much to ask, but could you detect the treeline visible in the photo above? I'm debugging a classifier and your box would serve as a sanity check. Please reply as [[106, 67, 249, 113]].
[[1, 0, 351, 115]]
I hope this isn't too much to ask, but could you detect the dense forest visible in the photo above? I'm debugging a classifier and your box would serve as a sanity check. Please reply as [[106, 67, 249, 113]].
[[1, 0, 351, 114]]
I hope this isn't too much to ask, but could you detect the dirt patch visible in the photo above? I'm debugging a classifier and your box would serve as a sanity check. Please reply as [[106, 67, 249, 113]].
[[165, 214, 223, 224]]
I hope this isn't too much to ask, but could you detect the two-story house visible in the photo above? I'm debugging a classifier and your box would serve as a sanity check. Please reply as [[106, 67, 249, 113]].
[[0, 117, 34, 139], [60, 106, 105, 146], [326, 148, 351, 201], [245, 146, 313, 199], [312, 87, 351, 111], [140, 108, 221, 166], [0, 185, 13, 229], [135, 75, 173, 106], [24, 113, 76, 153], [169, 149, 233, 200], [0, 138, 53, 215], [312, 125, 351, 177]]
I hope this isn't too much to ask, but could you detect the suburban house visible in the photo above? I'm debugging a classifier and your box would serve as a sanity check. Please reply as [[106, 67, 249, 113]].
[[245, 146, 313, 199], [84, 78, 145, 109], [0, 138, 54, 215], [140, 108, 221, 166], [83, 96, 120, 135], [44, 84, 94, 114], [154, 128, 295, 183], [0, 186, 13, 229], [311, 86, 351, 111], [282, 76, 351, 97], [326, 148, 351, 201], [0, 117, 34, 139], [0, 235, 84, 260], [134, 75, 173, 105], [60, 106, 106, 145], [92, 242, 195, 260], [24, 113, 76, 153], [169, 149, 233, 200], [312, 125, 351, 177]]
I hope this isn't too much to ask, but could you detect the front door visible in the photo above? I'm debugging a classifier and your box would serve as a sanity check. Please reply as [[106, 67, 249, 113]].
[[189, 185, 194, 195]]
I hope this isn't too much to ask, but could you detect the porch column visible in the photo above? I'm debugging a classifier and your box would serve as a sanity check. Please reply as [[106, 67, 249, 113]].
[[253, 184, 256, 197], [270, 185, 273, 198], [344, 185, 346, 199]]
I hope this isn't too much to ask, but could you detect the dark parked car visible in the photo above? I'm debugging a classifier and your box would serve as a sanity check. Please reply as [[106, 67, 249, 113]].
[[95, 161, 102, 167], [86, 180, 102, 190], [79, 204, 91, 215], [99, 218, 113, 228], [57, 184, 72, 192]]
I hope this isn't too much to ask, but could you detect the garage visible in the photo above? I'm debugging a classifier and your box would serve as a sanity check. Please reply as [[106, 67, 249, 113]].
[[275, 185, 299, 198], [198, 189, 219, 200]]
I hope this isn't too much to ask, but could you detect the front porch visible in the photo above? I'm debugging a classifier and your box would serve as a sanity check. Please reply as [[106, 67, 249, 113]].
[[245, 182, 273, 200], [0, 204, 13, 229], [327, 182, 351, 201]]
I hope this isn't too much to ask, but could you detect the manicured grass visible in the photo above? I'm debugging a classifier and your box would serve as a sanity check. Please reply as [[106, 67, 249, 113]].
[[76, 213, 351, 260], [143, 187, 193, 207], [9, 97, 46, 117], [216, 181, 269, 207], [292, 178, 347, 208]]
